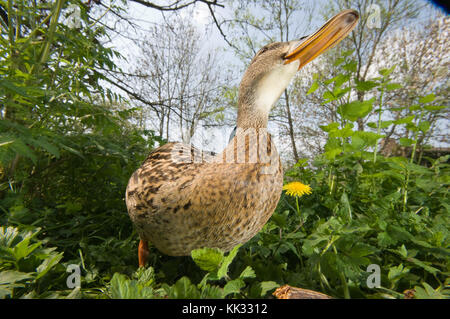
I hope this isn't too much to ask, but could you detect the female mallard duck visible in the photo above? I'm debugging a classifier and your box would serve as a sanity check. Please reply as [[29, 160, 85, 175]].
[[126, 10, 359, 267]]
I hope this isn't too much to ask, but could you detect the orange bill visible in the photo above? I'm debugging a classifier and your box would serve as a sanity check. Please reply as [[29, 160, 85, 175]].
[[284, 9, 359, 69]]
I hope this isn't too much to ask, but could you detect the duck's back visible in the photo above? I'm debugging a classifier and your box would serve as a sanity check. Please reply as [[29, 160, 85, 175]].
[[126, 133, 282, 256]]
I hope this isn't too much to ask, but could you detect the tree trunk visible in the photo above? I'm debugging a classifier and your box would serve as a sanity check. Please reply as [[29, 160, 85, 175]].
[[284, 90, 300, 162]]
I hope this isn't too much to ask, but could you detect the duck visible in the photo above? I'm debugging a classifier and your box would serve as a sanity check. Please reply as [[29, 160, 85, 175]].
[[126, 9, 359, 267]]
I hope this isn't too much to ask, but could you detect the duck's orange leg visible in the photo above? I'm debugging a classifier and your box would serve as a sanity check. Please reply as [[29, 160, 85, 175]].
[[138, 239, 149, 267]]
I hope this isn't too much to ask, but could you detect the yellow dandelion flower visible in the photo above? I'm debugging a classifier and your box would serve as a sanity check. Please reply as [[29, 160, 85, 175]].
[[283, 181, 312, 197]]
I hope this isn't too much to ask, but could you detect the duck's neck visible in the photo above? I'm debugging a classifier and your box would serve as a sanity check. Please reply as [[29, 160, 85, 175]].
[[236, 103, 269, 129], [236, 62, 298, 129], [236, 86, 276, 129]]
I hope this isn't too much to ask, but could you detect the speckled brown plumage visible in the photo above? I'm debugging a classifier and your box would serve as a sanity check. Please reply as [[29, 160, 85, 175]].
[[126, 130, 282, 256]]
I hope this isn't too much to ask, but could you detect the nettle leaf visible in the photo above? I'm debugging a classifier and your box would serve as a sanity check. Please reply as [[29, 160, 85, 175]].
[[352, 131, 383, 148], [424, 105, 447, 111], [223, 278, 245, 296], [384, 83, 402, 91], [369, 120, 393, 129], [377, 232, 397, 247], [380, 120, 394, 129], [406, 122, 419, 132], [110, 273, 154, 299], [329, 123, 354, 138], [418, 121, 430, 133], [0, 270, 34, 285], [338, 98, 374, 121], [217, 244, 241, 279], [320, 122, 340, 132], [355, 79, 378, 92], [322, 90, 336, 102], [35, 252, 64, 280], [399, 138, 414, 147], [13, 237, 41, 261], [307, 81, 319, 95], [406, 257, 440, 275], [394, 115, 414, 125], [413, 283, 445, 299], [379, 66, 396, 77], [324, 148, 343, 160], [239, 266, 256, 279], [191, 247, 224, 273], [409, 104, 421, 111], [333, 57, 346, 66], [167, 277, 201, 299], [343, 60, 357, 72], [328, 74, 350, 88], [0, 270, 33, 298], [388, 264, 409, 281], [419, 94, 436, 104]]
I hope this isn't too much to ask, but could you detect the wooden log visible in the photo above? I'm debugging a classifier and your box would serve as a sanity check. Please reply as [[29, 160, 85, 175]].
[[273, 285, 333, 299]]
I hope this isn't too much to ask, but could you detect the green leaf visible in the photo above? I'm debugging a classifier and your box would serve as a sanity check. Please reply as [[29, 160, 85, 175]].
[[343, 60, 357, 72], [379, 120, 394, 129], [217, 244, 241, 280], [352, 131, 383, 148], [109, 273, 152, 299], [0, 79, 32, 98], [406, 257, 440, 275], [393, 116, 414, 125], [0, 227, 20, 247], [398, 245, 408, 258], [388, 264, 409, 281], [0, 270, 33, 298], [13, 238, 41, 261], [259, 281, 280, 297], [166, 276, 200, 299], [307, 81, 319, 95], [379, 66, 395, 77], [323, 91, 336, 102], [338, 98, 374, 121], [424, 105, 447, 111], [329, 123, 354, 138], [340, 192, 352, 219], [191, 248, 224, 273], [409, 104, 421, 111], [10, 140, 37, 164], [320, 122, 340, 132], [324, 148, 343, 160], [414, 283, 445, 299], [223, 279, 245, 296], [239, 266, 256, 279], [333, 57, 345, 66], [0, 270, 33, 285], [418, 121, 430, 133], [355, 79, 378, 92], [35, 252, 64, 280], [32, 137, 60, 158], [419, 94, 436, 104], [384, 83, 402, 91], [399, 138, 414, 147]]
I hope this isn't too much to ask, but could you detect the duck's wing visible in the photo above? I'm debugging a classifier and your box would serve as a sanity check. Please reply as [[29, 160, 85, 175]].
[[125, 140, 282, 256]]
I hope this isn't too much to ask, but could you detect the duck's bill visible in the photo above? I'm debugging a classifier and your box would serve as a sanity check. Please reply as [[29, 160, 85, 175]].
[[284, 9, 359, 69]]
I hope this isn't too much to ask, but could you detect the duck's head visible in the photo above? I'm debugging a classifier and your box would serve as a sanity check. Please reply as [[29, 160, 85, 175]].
[[237, 9, 359, 129]]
